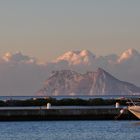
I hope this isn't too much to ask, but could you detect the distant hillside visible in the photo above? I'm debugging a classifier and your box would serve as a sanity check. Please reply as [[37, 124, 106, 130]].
[[39, 68, 140, 96]]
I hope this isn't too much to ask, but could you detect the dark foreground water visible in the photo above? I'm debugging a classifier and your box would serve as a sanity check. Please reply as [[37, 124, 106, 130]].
[[0, 121, 140, 140]]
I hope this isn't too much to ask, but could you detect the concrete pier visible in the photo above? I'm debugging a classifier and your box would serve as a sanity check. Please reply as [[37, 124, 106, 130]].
[[0, 107, 138, 121]]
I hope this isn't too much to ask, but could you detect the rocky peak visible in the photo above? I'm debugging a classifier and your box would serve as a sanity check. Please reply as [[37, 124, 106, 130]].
[[40, 68, 140, 96]]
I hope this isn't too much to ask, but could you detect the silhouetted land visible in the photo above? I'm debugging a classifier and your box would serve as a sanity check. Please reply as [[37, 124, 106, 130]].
[[0, 97, 133, 107]]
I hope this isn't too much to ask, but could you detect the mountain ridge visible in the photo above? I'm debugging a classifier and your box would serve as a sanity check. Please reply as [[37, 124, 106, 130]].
[[39, 68, 140, 96]]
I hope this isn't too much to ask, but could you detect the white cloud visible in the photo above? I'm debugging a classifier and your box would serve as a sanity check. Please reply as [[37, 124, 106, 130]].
[[2, 52, 36, 64], [117, 48, 140, 63], [55, 50, 95, 65]]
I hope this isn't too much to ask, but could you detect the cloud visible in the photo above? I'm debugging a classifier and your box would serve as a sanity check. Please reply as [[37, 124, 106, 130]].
[[0, 52, 49, 95], [55, 50, 95, 65], [118, 48, 140, 63], [2, 52, 36, 64]]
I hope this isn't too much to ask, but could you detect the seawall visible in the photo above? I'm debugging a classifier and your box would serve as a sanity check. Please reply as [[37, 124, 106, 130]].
[[0, 107, 138, 121]]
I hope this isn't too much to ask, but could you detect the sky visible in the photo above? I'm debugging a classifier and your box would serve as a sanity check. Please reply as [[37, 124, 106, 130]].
[[0, 0, 140, 61]]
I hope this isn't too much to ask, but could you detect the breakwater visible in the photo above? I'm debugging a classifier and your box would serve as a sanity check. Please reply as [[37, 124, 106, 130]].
[[0, 107, 138, 121]]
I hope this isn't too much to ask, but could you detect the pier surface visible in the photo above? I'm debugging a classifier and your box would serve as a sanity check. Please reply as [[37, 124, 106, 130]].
[[0, 106, 138, 121]]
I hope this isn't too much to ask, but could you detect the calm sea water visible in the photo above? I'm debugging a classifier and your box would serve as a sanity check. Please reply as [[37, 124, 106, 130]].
[[0, 121, 140, 140]]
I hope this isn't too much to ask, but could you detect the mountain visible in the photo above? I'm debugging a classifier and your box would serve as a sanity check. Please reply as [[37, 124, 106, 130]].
[[0, 49, 140, 96], [39, 68, 140, 96]]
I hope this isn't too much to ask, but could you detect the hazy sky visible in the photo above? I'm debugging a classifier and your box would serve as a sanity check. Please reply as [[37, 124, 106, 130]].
[[0, 0, 140, 61]]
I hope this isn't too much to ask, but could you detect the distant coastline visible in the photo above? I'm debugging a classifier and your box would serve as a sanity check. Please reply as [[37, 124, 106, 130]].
[[0, 95, 139, 107]]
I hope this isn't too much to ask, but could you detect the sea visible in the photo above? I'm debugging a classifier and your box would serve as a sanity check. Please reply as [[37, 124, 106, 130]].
[[0, 121, 140, 140]]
